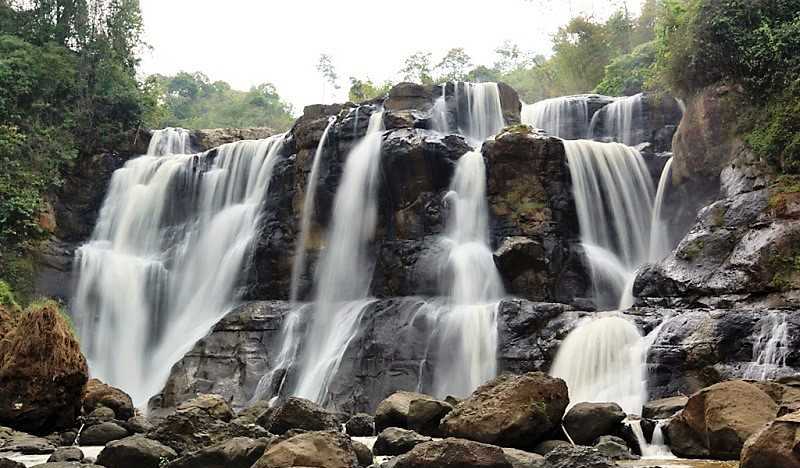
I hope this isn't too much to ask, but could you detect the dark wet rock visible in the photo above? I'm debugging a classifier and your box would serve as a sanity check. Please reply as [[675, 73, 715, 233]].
[[740, 410, 800, 468], [147, 406, 264, 455], [345, 413, 374, 437], [497, 82, 521, 126], [385, 83, 434, 114], [563, 402, 626, 446], [83, 379, 134, 422], [594, 435, 637, 460], [352, 440, 373, 467], [665, 380, 778, 459], [152, 301, 292, 412], [392, 438, 512, 468], [440, 373, 569, 450], [77, 421, 129, 446], [121, 415, 153, 434], [642, 396, 688, 420], [291, 104, 345, 150], [165, 436, 271, 468], [483, 127, 585, 303], [374, 427, 432, 456], [266, 397, 339, 434], [96, 435, 177, 468], [531, 440, 572, 456], [1, 432, 56, 454], [543, 446, 616, 468], [251, 431, 357, 468], [501, 448, 545, 468], [47, 447, 84, 463], [84, 407, 116, 426]]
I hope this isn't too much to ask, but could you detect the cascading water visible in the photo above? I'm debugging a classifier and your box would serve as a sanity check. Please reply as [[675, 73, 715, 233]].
[[629, 419, 674, 459], [147, 127, 191, 156], [455, 82, 505, 143], [744, 311, 790, 380], [563, 140, 655, 309], [589, 93, 644, 146], [289, 116, 337, 302], [432, 151, 504, 397], [290, 110, 385, 404], [521, 96, 590, 139], [649, 157, 674, 262], [72, 129, 285, 405]]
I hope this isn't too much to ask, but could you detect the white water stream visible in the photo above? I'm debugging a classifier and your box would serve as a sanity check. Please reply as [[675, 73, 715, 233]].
[[590, 93, 644, 146], [521, 95, 591, 139], [73, 128, 285, 405]]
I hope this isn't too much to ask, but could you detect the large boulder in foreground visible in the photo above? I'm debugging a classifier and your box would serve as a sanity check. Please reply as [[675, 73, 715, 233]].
[[440, 372, 569, 449], [375, 391, 442, 432], [392, 438, 513, 468], [562, 402, 626, 446], [666, 380, 778, 459], [266, 397, 339, 434], [740, 411, 800, 468], [0, 303, 88, 434], [165, 436, 271, 468], [543, 446, 616, 468], [96, 435, 177, 468], [373, 427, 432, 456], [251, 431, 358, 468]]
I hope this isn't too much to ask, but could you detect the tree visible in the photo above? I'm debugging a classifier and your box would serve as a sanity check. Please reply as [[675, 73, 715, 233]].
[[436, 47, 472, 83], [493, 40, 535, 73], [400, 51, 433, 84], [348, 77, 391, 102], [316, 53, 339, 101]]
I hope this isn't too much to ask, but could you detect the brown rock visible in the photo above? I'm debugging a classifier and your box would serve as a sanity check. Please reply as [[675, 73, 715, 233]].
[[375, 391, 439, 432], [266, 397, 339, 434], [740, 411, 800, 468], [392, 438, 512, 468], [251, 431, 358, 468], [83, 379, 134, 420], [440, 372, 569, 450], [642, 396, 688, 419], [562, 402, 626, 446], [176, 394, 233, 422]]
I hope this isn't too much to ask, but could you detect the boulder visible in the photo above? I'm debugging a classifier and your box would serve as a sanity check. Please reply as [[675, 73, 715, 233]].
[[375, 392, 437, 432], [642, 396, 688, 420], [385, 83, 434, 113], [543, 446, 616, 468], [191, 128, 274, 152], [531, 440, 572, 456], [0, 305, 88, 434], [176, 394, 233, 422], [373, 427, 432, 456], [440, 373, 569, 450], [121, 415, 153, 434], [147, 407, 260, 455], [251, 431, 358, 468], [78, 421, 129, 445], [345, 413, 374, 437], [740, 411, 800, 468], [266, 397, 339, 434], [47, 447, 84, 463], [85, 407, 116, 426], [96, 435, 177, 468], [392, 438, 512, 468], [235, 400, 273, 426], [501, 448, 545, 468], [593, 435, 637, 460], [82, 379, 134, 421], [352, 440, 372, 468], [1, 432, 56, 454], [497, 82, 521, 126], [407, 397, 453, 437], [562, 402, 626, 445], [165, 436, 271, 468], [666, 380, 778, 459]]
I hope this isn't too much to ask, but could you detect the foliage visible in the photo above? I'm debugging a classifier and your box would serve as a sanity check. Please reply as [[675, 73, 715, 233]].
[[0, 280, 17, 309], [747, 83, 800, 174], [595, 41, 656, 96], [400, 51, 434, 84], [150, 72, 294, 130], [347, 77, 392, 103], [436, 47, 472, 83]]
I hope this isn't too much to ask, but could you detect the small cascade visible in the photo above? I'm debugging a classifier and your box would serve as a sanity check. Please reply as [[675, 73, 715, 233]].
[[744, 312, 790, 380], [290, 110, 385, 404], [563, 140, 654, 309], [629, 419, 674, 459], [521, 96, 590, 139], [649, 157, 674, 262], [289, 116, 337, 302], [147, 127, 191, 155], [433, 151, 504, 397], [590, 93, 644, 146], [455, 82, 505, 143], [431, 85, 449, 134], [251, 305, 307, 404], [550, 315, 647, 414], [72, 132, 285, 405]]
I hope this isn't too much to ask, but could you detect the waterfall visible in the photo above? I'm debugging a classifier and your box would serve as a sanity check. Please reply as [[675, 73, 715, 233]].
[[744, 312, 790, 380], [564, 140, 654, 309], [147, 127, 191, 156], [629, 419, 674, 459], [289, 116, 337, 302], [432, 85, 449, 134], [433, 151, 504, 397], [290, 110, 385, 404], [589, 94, 644, 146], [649, 157, 674, 262], [550, 315, 647, 414], [521, 96, 590, 139], [455, 82, 505, 143], [72, 131, 285, 405]]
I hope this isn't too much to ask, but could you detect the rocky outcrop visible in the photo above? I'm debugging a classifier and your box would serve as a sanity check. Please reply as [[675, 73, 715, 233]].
[[251, 431, 358, 468], [562, 402, 626, 446], [740, 411, 800, 468], [191, 128, 274, 151], [440, 373, 569, 450], [0, 304, 88, 434], [392, 438, 513, 468], [665, 380, 778, 459], [483, 126, 585, 303]]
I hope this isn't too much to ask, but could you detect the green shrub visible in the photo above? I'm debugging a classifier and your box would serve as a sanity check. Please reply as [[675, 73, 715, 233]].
[[595, 41, 657, 96], [0, 280, 17, 309], [747, 83, 800, 173]]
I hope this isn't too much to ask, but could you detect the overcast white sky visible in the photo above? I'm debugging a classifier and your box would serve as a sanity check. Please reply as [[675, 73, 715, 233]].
[[139, 0, 640, 114]]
